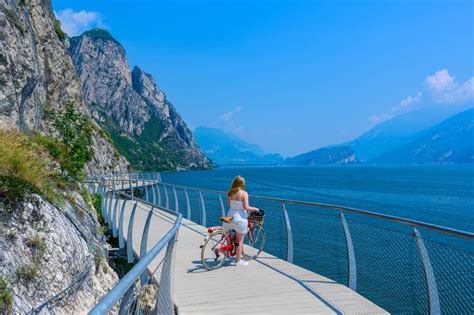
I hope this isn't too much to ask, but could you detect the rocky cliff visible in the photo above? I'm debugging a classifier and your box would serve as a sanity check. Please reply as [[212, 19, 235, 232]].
[[0, 193, 119, 314], [0, 0, 126, 313], [0, 0, 127, 174], [69, 29, 211, 171]]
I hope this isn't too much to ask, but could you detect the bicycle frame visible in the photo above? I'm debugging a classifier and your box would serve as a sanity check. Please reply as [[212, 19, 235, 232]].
[[207, 218, 258, 257]]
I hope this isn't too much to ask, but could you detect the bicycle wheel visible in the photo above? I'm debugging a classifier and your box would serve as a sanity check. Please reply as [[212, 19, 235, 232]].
[[201, 230, 229, 270], [242, 225, 266, 260]]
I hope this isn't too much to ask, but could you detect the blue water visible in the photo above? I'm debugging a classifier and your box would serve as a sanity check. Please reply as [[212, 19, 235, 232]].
[[161, 165, 474, 314], [162, 165, 474, 232]]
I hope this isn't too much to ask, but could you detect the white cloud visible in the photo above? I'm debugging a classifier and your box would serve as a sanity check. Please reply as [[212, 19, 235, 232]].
[[425, 69, 474, 104], [55, 9, 108, 36], [369, 69, 474, 125], [217, 106, 244, 135], [220, 105, 241, 122], [400, 91, 422, 107]]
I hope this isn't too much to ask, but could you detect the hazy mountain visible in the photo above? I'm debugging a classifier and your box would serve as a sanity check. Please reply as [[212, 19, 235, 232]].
[[286, 146, 358, 165], [194, 127, 284, 166], [372, 108, 474, 164], [69, 29, 211, 171], [348, 108, 457, 162]]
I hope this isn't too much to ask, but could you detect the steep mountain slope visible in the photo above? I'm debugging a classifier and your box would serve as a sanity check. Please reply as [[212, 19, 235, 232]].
[[349, 109, 454, 162], [373, 109, 474, 164], [69, 29, 211, 171], [194, 127, 284, 165], [286, 146, 358, 165], [0, 0, 126, 174]]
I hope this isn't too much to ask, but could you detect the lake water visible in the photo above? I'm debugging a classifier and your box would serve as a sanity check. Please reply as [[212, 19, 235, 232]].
[[161, 165, 474, 314], [162, 165, 474, 232]]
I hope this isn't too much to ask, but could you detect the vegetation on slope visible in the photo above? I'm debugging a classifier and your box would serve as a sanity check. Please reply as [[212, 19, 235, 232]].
[[0, 100, 93, 209], [98, 115, 188, 171]]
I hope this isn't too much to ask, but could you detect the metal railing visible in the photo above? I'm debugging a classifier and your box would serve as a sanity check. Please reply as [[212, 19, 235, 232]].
[[89, 173, 474, 315], [86, 176, 181, 315]]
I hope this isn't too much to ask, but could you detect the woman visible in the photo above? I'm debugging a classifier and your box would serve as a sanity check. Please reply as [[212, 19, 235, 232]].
[[222, 175, 259, 266]]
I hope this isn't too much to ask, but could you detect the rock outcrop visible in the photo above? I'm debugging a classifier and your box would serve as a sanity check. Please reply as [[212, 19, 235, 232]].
[[0, 0, 127, 174], [69, 29, 211, 171], [0, 193, 118, 314]]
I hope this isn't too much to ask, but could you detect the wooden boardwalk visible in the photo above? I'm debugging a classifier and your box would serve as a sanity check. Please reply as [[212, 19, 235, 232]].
[[117, 198, 387, 315]]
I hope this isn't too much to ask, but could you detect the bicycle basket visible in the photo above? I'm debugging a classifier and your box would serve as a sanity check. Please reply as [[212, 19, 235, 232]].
[[249, 209, 265, 226]]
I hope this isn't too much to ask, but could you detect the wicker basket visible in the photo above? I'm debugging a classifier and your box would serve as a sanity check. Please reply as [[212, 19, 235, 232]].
[[249, 211, 265, 226]]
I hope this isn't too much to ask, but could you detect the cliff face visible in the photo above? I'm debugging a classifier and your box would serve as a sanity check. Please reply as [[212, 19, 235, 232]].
[[0, 0, 127, 174], [0, 193, 119, 314], [69, 29, 211, 171]]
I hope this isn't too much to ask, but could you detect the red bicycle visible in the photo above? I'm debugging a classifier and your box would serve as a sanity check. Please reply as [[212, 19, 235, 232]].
[[200, 210, 266, 270]]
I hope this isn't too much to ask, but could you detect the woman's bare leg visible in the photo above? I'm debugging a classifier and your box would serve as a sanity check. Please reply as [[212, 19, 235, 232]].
[[235, 232, 245, 262]]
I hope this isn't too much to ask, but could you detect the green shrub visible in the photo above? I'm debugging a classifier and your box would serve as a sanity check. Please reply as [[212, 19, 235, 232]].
[[0, 131, 51, 189], [54, 19, 66, 40], [16, 263, 38, 281], [0, 175, 38, 202], [32, 133, 62, 159], [0, 276, 13, 313], [53, 99, 93, 182]]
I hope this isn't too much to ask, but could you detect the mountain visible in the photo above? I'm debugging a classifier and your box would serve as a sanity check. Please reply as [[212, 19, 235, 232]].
[[348, 108, 456, 162], [286, 146, 358, 165], [372, 108, 474, 164], [0, 0, 126, 174], [69, 29, 211, 171], [194, 127, 284, 165]]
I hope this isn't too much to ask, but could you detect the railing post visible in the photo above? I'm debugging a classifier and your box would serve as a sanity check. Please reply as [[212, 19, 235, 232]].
[[102, 188, 109, 219], [100, 186, 107, 218], [281, 204, 293, 263], [184, 189, 191, 220], [339, 212, 357, 291], [107, 192, 115, 227], [173, 187, 179, 213], [413, 228, 441, 315], [144, 184, 149, 202], [155, 232, 178, 314], [140, 208, 154, 285], [127, 202, 138, 263], [199, 192, 206, 227], [164, 185, 169, 209], [118, 199, 127, 248], [151, 184, 157, 204], [112, 197, 120, 237], [157, 184, 162, 207], [219, 195, 226, 217]]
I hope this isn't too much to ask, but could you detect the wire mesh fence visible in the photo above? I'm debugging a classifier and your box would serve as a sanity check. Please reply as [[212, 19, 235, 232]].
[[87, 174, 474, 315], [86, 180, 181, 315]]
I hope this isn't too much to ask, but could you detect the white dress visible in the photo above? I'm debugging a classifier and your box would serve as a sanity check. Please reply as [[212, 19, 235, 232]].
[[224, 200, 248, 234]]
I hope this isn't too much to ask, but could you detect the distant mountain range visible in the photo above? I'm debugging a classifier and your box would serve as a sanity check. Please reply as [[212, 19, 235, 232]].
[[286, 146, 358, 165], [194, 127, 284, 166], [372, 109, 473, 164], [289, 108, 473, 165], [197, 108, 473, 166]]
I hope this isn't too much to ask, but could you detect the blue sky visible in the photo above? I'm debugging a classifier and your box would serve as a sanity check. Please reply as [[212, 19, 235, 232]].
[[53, 0, 473, 156]]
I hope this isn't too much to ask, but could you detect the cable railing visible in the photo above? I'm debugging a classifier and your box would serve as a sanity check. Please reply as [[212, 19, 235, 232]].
[[86, 176, 181, 315], [88, 173, 474, 315]]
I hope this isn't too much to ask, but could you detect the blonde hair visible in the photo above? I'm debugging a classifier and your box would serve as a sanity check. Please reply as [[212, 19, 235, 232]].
[[227, 175, 245, 197]]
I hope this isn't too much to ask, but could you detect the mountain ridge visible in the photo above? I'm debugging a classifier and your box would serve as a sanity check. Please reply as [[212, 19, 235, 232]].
[[69, 28, 211, 171]]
